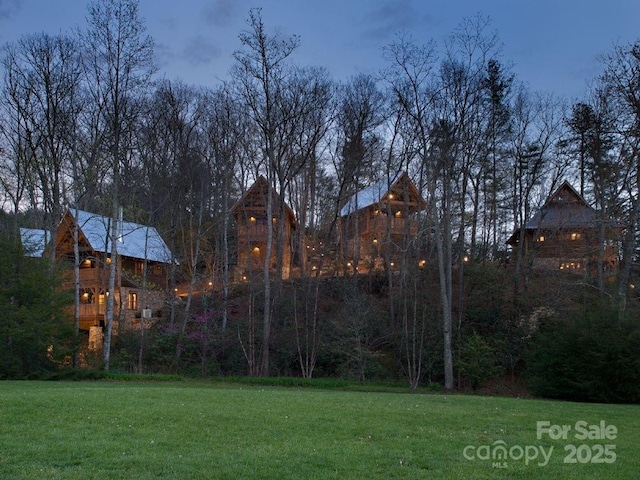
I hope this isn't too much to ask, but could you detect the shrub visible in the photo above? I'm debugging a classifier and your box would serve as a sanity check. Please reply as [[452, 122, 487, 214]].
[[0, 235, 73, 379], [458, 333, 504, 391], [526, 304, 640, 403]]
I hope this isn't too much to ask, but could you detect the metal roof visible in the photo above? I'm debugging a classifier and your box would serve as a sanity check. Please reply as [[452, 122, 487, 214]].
[[506, 181, 623, 245], [339, 179, 391, 217], [72, 209, 173, 264], [339, 172, 426, 217], [523, 203, 598, 230]]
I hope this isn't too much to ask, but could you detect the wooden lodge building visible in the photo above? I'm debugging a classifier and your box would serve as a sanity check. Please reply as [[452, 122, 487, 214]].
[[54, 209, 173, 344], [231, 176, 297, 280], [506, 181, 623, 276], [338, 172, 426, 271]]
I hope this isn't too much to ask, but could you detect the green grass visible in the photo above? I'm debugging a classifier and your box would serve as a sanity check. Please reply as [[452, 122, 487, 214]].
[[0, 381, 637, 479]]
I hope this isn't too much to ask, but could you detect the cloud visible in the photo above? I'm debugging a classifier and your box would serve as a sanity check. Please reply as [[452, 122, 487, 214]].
[[153, 41, 174, 71], [0, 0, 21, 20], [361, 0, 429, 42], [201, 0, 247, 27], [181, 35, 221, 66]]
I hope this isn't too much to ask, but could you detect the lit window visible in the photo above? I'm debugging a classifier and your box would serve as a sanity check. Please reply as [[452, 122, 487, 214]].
[[81, 288, 93, 304], [249, 216, 256, 223], [559, 261, 582, 270], [537, 235, 545, 242], [570, 232, 581, 241], [252, 246, 260, 255], [395, 211, 402, 218], [129, 292, 138, 310], [135, 261, 144, 276]]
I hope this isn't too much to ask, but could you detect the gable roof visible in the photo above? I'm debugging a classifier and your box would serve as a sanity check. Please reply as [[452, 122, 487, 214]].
[[339, 172, 426, 217], [522, 181, 597, 230], [64, 209, 173, 264], [20, 228, 51, 257], [506, 181, 622, 245], [231, 176, 296, 224]]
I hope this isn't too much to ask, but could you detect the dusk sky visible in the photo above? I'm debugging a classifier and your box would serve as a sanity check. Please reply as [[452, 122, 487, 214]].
[[1, 0, 639, 100]]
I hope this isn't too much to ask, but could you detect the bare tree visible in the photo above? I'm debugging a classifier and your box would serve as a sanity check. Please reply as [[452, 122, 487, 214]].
[[333, 74, 386, 266], [0, 33, 81, 245], [202, 85, 245, 331], [598, 41, 640, 314], [232, 8, 300, 376], [382, 31, 465, 389], [81, 0, 155, 369]]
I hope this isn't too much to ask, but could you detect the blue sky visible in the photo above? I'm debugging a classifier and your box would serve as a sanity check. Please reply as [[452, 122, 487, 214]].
[[1, 0, 639, 100]]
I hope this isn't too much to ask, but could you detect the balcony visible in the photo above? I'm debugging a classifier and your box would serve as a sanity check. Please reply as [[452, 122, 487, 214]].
[[365, 217, 419, 238], [79, 303, 106, 317], [62, 265, 107, 289], [237, 224, 270, 241]]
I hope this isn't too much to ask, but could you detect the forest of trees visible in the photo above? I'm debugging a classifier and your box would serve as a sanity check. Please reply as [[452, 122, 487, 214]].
[[1, 0, 640, 402]]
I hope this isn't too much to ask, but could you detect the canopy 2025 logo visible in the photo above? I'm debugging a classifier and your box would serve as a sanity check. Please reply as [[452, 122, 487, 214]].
[[462, 420, 617, 468]]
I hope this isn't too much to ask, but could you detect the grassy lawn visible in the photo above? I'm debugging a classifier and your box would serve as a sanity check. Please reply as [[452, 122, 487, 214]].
[[0, 380, 637, 479]]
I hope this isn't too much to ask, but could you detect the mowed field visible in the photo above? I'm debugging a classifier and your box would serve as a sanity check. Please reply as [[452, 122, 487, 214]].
[[0, 380, 637, 479]]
